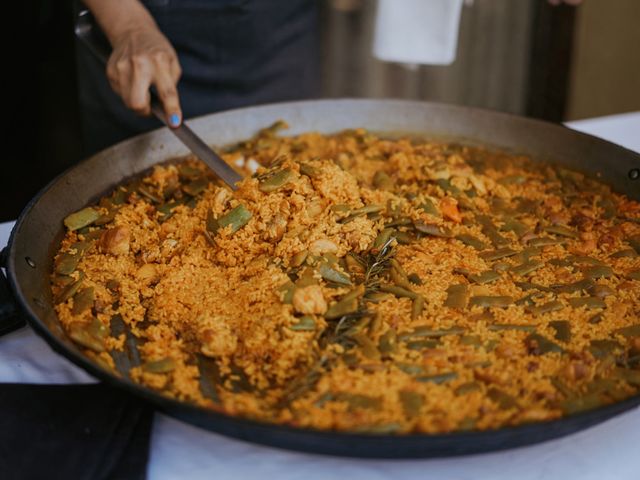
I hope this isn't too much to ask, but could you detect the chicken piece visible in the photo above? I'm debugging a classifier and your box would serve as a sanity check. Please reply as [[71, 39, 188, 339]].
[[292, 285, 327, 315], [310, 239, 338, 255], [98, 226, 130, 256], [199, 319, 238, 358], [265, 213, 287, 242], [562, 360, 590, 382], [136, 264, 158, 284]]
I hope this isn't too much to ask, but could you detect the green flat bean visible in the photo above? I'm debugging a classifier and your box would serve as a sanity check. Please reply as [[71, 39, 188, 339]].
[[399, 390, 423, 418], [487, 388, 517, 409], [142, 357, 176, 374], [610, 249, 638, 259], [299, 163, 318, 178], [182, 178, 209, 196], [406, 339, 440, 350], [197, 355, 221, 404], [289, 316, 316, 331], [444, 284, 469, 309], [469, 296, 514, 308], [560, 394, 604, 414], [568, 297, 606, 309], [399, 326, 465, 341], [628, 236, 640, 254], [415, 372, 458, 384], [413, 222, 451, 238], [515, 281, 553, 293], [55, 272, 85, 304], [455, 234, 487, 251], [325, 293, 360, 320], [544, 225, 579, 239], [628, 269, 640, 280], [395, 363, 426, 375], [373, 171, 394, 190], [500, 217, 529, 237], [469, 270, 501, 284], [318, 264, 352, 286], [588, 313, 604, 324], [455, 382, 482, 395], [380, 284, 418, 299], [393, 231, 414, 245], [69, 323, 105, 353], [72, 287, 94, 316], [55, 252, 81, 276], [336, 393, 382, 410], [614, 324, 640, 338], [480, 248, 518, 261], [528, 237, 565, 247], [549, 320, 571, 342], [516, 292, 544, 307], [552, 278, 594, 294], [525, 333, 564, 354], [499, 175, 526, 185], [589, 339, 621, 358], [583, 265, 614, 279], [460, 335, 483, 346], [527, 300, 563, 316], [488, 324, 536, 332], [510, 260, 544, 277], [411, 296, 425, 320], [613, 367, 640, 386], [476, 215, 509, 247], [419, 198, 440, 216], [217, 205, 252, 233], [435, 178, 461, 196], [379, 328, 397, 355], [64, 207, 100, 231], [588, 284, 615, 298], [373, 228, 395, 250], [597, 197, 616, 220], [259, 169, 293, 192]]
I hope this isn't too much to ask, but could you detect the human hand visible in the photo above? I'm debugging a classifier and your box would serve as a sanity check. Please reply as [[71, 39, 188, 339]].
[[106, 24, 182, 127]]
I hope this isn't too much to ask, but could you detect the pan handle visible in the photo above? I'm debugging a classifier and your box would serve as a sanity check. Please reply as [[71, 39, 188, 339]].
[[74, 8, 110, 64], [0, 248, 25, 336]]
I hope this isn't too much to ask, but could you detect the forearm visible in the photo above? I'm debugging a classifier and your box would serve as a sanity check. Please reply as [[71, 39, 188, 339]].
[[82, 0, 157, 45]]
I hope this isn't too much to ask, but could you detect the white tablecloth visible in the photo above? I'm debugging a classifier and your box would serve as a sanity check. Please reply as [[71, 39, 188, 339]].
[[2, 112, 639, 480]]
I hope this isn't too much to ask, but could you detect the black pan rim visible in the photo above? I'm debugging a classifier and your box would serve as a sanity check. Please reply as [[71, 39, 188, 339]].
[[6, 98, 640, 458]]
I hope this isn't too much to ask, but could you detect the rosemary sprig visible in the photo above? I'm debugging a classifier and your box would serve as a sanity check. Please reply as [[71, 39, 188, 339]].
[[354, 236, 396, 293]]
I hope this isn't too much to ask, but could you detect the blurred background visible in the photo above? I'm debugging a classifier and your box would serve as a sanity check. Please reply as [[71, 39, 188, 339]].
[[4, 0, 640, 221]]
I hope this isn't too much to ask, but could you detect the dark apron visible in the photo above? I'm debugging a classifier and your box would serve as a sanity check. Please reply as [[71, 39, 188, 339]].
[[76, 0, 320, 155]]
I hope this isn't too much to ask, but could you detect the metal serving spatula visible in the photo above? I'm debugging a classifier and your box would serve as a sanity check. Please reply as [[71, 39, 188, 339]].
[[74, 9, 242, 190]]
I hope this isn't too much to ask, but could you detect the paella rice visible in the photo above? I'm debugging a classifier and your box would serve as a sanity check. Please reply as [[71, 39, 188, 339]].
[[51, 122, 640, 433]]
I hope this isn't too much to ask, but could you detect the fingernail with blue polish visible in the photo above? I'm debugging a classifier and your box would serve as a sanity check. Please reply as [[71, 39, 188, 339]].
[[169, 114, 180, 127]]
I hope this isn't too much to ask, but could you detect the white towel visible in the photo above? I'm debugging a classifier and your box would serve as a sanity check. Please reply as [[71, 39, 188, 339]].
[[373, 0, 465, 66]]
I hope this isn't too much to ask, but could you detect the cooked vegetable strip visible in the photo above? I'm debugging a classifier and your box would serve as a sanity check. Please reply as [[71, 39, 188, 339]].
[[527, 300, 563, 317], [259, 169, 294, 192], [318, 264, 352, 286], [469, 296, 515, 308], [215, 205, 252, 234], [480, 248, 518, 261], [469, 270, 501, 285], [64, 208, 100, 231], [549, 320, 571, 342], [445, 284, 469, 309], [510, 260, 544, 277]]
